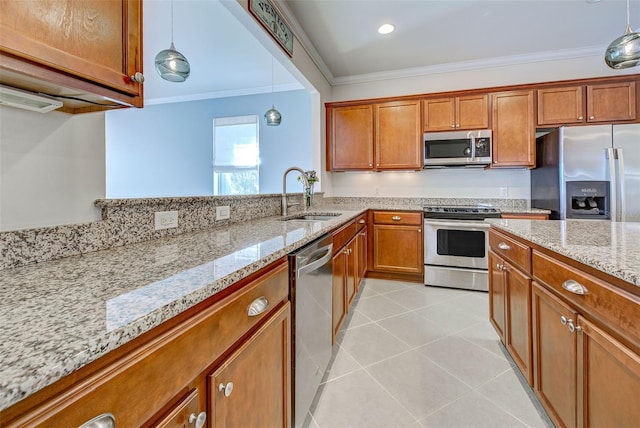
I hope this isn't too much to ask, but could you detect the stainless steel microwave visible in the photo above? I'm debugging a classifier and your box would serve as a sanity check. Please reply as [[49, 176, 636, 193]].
[[424, 129, 492, 168]]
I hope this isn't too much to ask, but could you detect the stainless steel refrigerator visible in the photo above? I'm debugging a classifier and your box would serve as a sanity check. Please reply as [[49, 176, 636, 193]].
[[531, 124, 640, 222]]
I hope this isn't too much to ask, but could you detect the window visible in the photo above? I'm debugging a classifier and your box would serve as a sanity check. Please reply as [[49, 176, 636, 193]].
[[213, 115, 259, 195]]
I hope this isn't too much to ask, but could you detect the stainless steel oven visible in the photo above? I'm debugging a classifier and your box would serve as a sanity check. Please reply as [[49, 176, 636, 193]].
[[423, 206, 500, 291]]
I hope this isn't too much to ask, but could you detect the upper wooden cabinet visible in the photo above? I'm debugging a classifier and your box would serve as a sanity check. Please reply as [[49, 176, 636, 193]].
[[423, 95, 489, 131], [491, 90, 535, 168], [0, 0, 143, 112], [374, 100, 422, 170], [327, 100, 422, 171], [537, 81, 637, 126]]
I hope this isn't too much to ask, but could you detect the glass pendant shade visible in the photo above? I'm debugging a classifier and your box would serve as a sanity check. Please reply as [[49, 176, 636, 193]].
[[605, 27, 640, 69], [155, 42, 191, 82], [265, 105, 282, 126], [605, 0, 640, 69]]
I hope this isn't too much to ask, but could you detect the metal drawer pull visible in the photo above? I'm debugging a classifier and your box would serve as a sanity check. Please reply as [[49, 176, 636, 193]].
[[498, 242, 511, 250], [562, 279, 588, 295], [560, 315, 568, 325], [219, 382, 234, 397], [359, 219, 366, 224], [189, 412, 207, 428], [79, 413, 116, 428], [391, 216, 402, 221], [247, 296, 269, 316]]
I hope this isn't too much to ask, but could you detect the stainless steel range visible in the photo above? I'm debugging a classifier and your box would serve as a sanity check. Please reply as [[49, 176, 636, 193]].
[[423, 206, 501, 291]]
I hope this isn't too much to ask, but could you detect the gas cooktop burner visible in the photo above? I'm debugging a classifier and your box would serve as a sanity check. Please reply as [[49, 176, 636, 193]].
[[423, 206, 501, 220]]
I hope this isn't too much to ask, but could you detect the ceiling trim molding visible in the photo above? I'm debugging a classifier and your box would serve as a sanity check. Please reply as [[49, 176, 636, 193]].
[[145, 82, 304, 106], [274, 0, 336, 84], [331, 45, 609, 86]]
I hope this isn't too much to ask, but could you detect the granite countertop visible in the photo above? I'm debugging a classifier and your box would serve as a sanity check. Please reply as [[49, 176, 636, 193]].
[[0, 209, 372, 411], [486, 219, 640, 287]]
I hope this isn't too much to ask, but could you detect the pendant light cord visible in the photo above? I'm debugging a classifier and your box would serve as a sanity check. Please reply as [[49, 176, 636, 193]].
[[271, 56, 274, 94], [171, 0, 175, 44]]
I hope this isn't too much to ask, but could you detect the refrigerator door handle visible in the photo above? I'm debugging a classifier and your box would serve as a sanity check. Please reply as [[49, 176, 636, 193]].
[[617, 148, 625, 222], [606, 148, 618, 222]]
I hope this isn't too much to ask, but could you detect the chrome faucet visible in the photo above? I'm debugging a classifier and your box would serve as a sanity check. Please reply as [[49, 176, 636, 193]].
[[282, 167, 310, 217]]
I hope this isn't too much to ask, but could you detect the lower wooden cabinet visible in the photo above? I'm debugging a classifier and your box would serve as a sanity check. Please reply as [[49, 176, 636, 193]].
[[209, 304, 291, 428], [332, 249, 348, 341], [151, 389, 203, 428], [369, 211, 423, 280], [356, 226, 367, 291], [532, 282, 578, 428], [488, 251, 507, 343]]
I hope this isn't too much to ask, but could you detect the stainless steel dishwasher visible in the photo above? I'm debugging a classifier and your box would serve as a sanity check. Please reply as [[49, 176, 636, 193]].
[[288, 234, 333, 428]]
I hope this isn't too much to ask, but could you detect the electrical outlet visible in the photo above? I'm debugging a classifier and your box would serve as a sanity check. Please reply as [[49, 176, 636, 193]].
[[154, 211, 178, 230], [499, 187, 509, 197], [216, 205, 230, 220]]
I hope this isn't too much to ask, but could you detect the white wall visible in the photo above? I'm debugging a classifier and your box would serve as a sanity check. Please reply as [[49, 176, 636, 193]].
[[0, 107, 105, 231]]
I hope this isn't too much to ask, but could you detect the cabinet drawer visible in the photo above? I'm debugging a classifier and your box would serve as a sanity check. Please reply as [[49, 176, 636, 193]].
[[532, 250, 640, 351], [489, 229, 531, 273], [333, 219, 357, 253], [373, 211, 422, 225], [7, 261, 289, 427]]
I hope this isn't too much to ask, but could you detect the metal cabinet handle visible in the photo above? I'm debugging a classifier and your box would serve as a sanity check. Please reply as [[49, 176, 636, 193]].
[[219, 382, 234, 397], [498, 242, 511, 250], [568, 321, 582, 333], [189, 412, 207, 428], [560, 315, 568, 325], [578, 116, 583, 120], [79, 413, 116, 428], [451, 124, 456, 128], [589, 116, 595, 120], [130, 72, 145, 84], [391, 216, 401, 221], [359, 219, 366, 224], [247, 296, 269, 317], [562, 279, 588, 295]]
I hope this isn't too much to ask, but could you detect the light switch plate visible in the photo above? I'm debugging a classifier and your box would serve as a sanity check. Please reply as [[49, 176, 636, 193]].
[[154, 211, 179, 230], [216, 206, 231, 220], [499, 187, 508, 197]]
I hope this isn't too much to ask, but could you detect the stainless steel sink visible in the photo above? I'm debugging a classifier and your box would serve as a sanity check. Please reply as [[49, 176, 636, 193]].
[[283, 213, 341, 221]]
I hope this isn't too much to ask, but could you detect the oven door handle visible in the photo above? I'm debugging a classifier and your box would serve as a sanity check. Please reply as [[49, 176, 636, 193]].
[[423, 220, 490, 229]]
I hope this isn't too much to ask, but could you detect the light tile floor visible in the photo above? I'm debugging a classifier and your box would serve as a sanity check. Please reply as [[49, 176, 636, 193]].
[[305, 279, 554, 428]]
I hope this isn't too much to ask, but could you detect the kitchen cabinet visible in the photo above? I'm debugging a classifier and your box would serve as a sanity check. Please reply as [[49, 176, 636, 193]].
[[355, 217, 368, 292], [0, 0, 143, 112], [491, 90, 535, 168], [501, 213, 549, 220], [489, 226, 640, 428], [151, 389, 203, 428], [209, 304, 291, 428], [537, 81, 637, 126], [328, 105, 374, 170], [370, 211, 423, 281], [423, 95, 489, 131], [327, 101, 422, 171], [1, 260, 290, 427], [488, 230, 533, 384]]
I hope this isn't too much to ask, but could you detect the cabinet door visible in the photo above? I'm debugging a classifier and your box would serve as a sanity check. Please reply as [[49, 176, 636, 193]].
[[375, 101, 423, 170], [346, 239, 357, 308], [532, 282, 578, 428], [0, 0, 143, 101], [488, 251, 507, 343], [456, 94, 489, 130], [152, 389, 200, 428], [577, 315, 640, 428], [587, 81, 636, 123], [329, 105, 374, 170], [537, 86, 585, 126], [372, 224, 423, 274], [209, 304, 291, 428], [356, 228, 368, 291], [491, 90, 535, 168], [332, 251, 347, 342], [505, 263, 532, 385], [423, 98, 455, 131]]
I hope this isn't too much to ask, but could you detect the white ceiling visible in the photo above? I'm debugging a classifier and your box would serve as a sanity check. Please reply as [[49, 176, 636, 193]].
[[144, 0, 640, 103]]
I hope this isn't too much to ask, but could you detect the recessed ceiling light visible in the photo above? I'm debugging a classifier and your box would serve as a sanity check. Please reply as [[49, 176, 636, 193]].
[[378, 24, 395, 35]]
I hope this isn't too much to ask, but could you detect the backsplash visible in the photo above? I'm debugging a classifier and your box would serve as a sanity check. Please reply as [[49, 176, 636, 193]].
[[0, 194, 526, 270]]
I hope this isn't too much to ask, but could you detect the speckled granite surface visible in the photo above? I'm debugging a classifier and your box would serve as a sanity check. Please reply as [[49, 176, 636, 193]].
[[0, 209, 363, 411], [487, 219, 640, 286]]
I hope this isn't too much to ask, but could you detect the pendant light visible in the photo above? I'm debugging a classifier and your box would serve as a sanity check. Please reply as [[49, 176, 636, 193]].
[[605, 0, 640, 69], [264, 57, 282, 126], [155, 0, 191, 82]]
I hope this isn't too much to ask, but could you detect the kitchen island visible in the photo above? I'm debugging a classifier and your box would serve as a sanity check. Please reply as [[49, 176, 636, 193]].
[[486, 218, 640, 428]]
